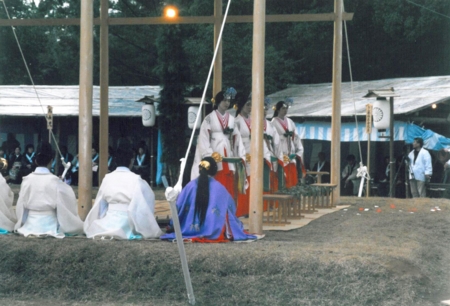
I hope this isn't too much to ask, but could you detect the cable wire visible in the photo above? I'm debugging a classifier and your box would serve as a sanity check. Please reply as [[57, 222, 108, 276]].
[[1, 0, 63, 157]]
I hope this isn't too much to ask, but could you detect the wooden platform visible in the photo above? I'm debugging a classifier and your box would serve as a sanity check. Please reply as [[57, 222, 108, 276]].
[[154, 200, 172, 223], [241, 205, 350, 231]]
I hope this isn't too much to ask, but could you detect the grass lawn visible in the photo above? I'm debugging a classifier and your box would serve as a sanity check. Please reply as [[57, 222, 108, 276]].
[[0, 196, 449, 305]]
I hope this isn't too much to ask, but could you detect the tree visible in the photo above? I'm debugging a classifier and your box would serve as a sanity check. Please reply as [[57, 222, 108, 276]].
[[155, 23, 190, 184]]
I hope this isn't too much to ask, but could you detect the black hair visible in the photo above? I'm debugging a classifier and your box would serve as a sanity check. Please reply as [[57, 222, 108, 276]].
[[272, 101, 286, 119], [212, 91, 225, 110], [414, 137, 424, 147], [35, 142, 53, 166], [346, 154, 356, 161], [194, 157, 218, 228], [234, 92, 249, 116], [115, 148, 134, 167], [25, 144, 34, 151]]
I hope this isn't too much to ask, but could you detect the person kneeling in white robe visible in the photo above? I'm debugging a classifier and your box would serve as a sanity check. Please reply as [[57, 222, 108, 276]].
[[14, 142, 84, 238], [0, 158, 17, 233], [84, 148, 162, 240]]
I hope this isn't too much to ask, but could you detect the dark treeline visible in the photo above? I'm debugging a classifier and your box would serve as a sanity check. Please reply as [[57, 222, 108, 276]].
[[0, 0, 449, 95]]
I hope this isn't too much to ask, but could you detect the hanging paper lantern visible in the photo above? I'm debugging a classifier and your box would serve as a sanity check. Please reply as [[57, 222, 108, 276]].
[[142, 104, 155, 127], [372, 99, 390, 130], [188, 106, 201, 129]]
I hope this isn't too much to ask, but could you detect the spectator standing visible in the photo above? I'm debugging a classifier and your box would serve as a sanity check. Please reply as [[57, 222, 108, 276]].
[[408, 137, 432, 198]]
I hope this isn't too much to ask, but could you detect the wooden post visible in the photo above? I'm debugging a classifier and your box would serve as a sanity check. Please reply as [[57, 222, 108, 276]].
[[366, 104, 372, 198], [248, 0, 265, 235], [78, 0, 94, 221], [331, 0, 343, 205], [99, 0, 109, 185], [54, 118, 61, 176], [150, 130, 154, 186], [213, 0, 223, 96], [389, 96, 395, 197]]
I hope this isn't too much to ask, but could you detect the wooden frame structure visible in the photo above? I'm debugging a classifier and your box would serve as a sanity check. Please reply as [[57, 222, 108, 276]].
[[0, 0, 352, 230]]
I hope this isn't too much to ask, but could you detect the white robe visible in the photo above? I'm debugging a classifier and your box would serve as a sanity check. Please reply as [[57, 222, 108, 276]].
[[264, 119, 283, 172], [235, 114, 251, 174], [0, 175, 17, 232], [191, 110, 246, 180], [271, 116, 304, 164], [84, 167, 162, 239], [14, 167, 84, 238]]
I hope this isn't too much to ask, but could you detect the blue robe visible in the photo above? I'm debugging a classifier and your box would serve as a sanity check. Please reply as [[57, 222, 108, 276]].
[[161, 177, 255, 242]]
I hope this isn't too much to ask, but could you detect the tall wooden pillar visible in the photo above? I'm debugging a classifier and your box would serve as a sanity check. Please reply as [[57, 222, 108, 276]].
[[248, 0, 265, 235], [99, 0, 109, 185], [213, 0, 223, 96], [331, 0, 343, 205], [78, 0, 94, 220]]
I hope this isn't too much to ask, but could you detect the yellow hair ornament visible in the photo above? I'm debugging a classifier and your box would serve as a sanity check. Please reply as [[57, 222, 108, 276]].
[[211, 98, 216, 105], [199, 160, 211, 171], [211, 152, 222, 163], [233, 104, 238, 110], [272, 105, 276, 111]]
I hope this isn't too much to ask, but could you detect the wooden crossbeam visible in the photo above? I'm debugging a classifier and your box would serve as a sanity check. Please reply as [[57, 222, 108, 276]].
[[0, 13, 353, 27]]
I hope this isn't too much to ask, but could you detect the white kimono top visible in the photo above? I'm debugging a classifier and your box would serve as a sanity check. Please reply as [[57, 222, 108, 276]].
[[271, 116, 304, 165], [235, 114, 251, 174], [84, 167, 162, 239], [264, 119, 283, 171], [191, 110, 246, 180], [14, 167, 84, 238], [408, 148, 432, 182], [0, 174, 17, 232]]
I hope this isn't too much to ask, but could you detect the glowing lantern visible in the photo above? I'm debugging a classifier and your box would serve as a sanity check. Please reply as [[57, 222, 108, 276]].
[[142, 104, 155, 127], [164, 5, 178, 19], [188, 106, 201, 129]]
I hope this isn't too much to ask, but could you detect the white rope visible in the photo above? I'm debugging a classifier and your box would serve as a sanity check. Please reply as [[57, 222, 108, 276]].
[[163, 1, 233, 305], [1, 0, 69, 178], [173, 0, 233, 192], [342, 1, 370, 196]]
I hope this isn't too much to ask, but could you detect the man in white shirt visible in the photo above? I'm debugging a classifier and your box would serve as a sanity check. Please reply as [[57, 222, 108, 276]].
[[408, 138, 432, 198]]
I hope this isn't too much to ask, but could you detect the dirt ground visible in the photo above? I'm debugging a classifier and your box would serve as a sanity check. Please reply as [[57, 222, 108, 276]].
[[2, 185, 450, 305]]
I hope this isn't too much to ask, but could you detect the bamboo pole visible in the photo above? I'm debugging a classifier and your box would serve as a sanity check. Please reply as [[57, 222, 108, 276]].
[[213, 0, 223, 96], [99, 0, 109, 185], [248, 0, 266, 235], [331, 0, 343, 205], [78, 0, 94, 221]]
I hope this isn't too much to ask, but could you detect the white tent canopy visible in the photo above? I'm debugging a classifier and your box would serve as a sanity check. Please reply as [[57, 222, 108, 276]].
[[268, 75, 450, 118], [0, 85, 162, 117]]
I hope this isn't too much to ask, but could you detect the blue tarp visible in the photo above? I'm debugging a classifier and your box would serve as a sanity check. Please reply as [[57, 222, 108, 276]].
[[154, 121, 450, 185], [295, 121, 450, 151]]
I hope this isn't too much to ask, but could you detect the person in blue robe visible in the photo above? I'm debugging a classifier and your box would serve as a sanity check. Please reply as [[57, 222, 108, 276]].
[[161, 157, 256, 243]]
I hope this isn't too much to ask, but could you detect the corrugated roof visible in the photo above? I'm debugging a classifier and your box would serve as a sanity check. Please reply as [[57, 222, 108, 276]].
[[0, 85, 161, 116], [267, 75, 450, 118]]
